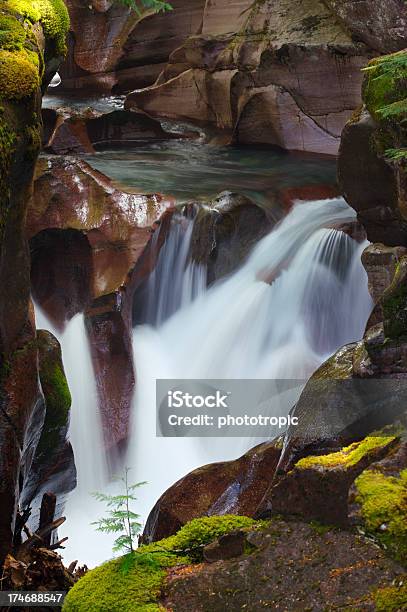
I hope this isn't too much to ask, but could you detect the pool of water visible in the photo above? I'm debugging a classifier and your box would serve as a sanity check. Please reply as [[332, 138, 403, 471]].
[[83, 140, 337, 210]]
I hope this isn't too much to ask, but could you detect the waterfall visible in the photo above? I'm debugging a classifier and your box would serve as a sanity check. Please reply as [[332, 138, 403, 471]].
[[125, 198, 373, 534], [35, 197, 373, 567], [34, 309, 112, 566], [141, 214, 206, 325]]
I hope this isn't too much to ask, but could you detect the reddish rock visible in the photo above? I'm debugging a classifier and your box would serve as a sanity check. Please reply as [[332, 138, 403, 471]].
[[44, 108, 173, 155], [126, 0, 373, 155], [27, 156, 173, 452], [142, 441, 281, 543], [279, 184, 340, 212]]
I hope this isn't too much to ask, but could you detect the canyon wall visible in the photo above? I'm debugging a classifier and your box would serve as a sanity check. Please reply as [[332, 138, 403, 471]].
[[0, 1, 71, 562]]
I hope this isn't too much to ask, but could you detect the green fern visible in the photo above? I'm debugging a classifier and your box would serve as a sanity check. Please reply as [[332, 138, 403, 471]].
[[114, 0, 172, 13], [92, 468, 146, 554]]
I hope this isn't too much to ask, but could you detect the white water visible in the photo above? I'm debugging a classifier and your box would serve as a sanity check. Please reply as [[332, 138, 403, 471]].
[[36, 197, 373, 566], [124, 198, 373, 542], [34, 310, 113, 566]]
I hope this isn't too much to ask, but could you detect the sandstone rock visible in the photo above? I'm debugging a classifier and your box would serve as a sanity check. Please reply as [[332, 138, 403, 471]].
[[126, 0, 372, 154], [323, 0, 407, 54], [141, 441, 281, 543]]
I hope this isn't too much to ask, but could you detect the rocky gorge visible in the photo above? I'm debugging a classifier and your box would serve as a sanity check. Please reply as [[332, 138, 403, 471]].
[[0, 0, 406, 610]]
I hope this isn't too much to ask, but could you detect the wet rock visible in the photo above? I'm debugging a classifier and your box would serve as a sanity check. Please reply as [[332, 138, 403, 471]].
[[323, 0, 407, 54], [163, 518, 405, 612], [21, 331, 76, 531], [338, 108, 403, 245], [189, 191, 274, 284], [142, 441, 281, 543], [43, 108, 173, 154], [278, 184, 340, 213], [362, 244, 407, 306], [27, 156, 172, 452]]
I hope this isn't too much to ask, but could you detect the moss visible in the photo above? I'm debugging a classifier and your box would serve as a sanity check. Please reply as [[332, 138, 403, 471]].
[[0, 14, 26, 50], [374, 580, 407, 611], [355, 469, 407, 565], [295, 436, 396, 470], [35, 331, 71, 459], [7, 0, 70, 55], [0, 48, 40, 99], [382, 257, 407, 340], [362, 51, 407, 123], [63, 515, 257, 612]]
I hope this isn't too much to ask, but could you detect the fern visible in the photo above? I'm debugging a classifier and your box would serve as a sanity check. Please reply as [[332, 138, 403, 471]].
[[92, 468, 146, 555], [114, 0, 172, 13]]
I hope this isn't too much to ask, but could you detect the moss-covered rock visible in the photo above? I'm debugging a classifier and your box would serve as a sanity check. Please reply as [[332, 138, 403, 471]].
[[6, 0, 70, 55], [62, 515, 257, 612], [374, 580, 407, 611], [295, 436, 396, 470], [355, 468, 407, 565], [362, 51, 407, 123]]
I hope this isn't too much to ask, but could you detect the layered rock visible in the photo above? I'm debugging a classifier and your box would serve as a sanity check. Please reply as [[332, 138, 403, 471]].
[[0, 0, 69, 563], [126, 0, 374, 154], [27, 156, 173, 451]]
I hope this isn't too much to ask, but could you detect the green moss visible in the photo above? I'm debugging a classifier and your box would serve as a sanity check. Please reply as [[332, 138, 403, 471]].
[[355, 469, 407, 565], [63, 515, 257, 612], [374, 580, 407, 611], [7, 0, 70, 55], [382, 257, 407, 340], [0, 48, 40, 99], [295, 436, 395, 470], [35, 332, 71, 459], [362, 51, 407, 123], [0, 14, 26, 50]]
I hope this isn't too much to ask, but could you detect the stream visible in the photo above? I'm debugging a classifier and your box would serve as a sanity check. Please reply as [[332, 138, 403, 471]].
[[35, 104, 372, 565]]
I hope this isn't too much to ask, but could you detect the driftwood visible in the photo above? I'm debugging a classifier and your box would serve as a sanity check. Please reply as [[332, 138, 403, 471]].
[[1, 492, 88, 598]]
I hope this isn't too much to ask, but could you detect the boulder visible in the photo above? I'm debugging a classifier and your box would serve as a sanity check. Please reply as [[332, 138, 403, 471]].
[[189, 191, 274, 284], [142, 441, 281, 543], [257, 435, 398, 526]]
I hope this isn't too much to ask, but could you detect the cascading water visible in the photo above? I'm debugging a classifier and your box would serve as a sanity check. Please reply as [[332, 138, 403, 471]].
[[125, 198, 373, 538], [34, 309, 112, 565], [35, 197, 373, 566], [141, 215, 206, 325]]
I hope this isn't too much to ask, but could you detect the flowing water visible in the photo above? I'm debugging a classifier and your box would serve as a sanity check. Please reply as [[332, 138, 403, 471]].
[[33, 117, 372, 565]]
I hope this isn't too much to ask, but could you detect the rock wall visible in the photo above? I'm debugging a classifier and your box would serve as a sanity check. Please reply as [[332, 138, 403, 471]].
[[125, 0, 377, 154], [0, 1, 70, 563]]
